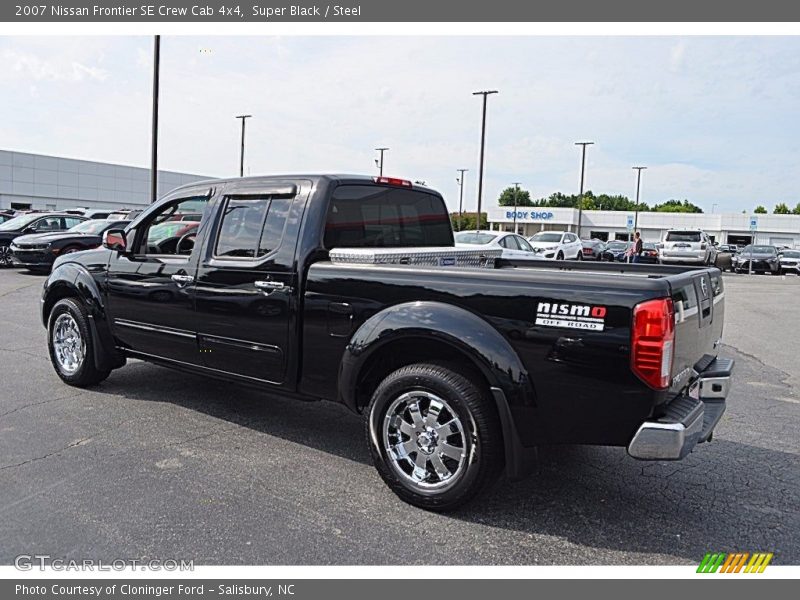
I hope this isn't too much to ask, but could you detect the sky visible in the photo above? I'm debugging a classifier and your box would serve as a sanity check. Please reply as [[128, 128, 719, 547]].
[[1, 35, 799, 213]]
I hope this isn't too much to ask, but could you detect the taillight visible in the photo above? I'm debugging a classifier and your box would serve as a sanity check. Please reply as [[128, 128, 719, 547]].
[[373, 176, 413, 188], [631, 297, 675, 389]]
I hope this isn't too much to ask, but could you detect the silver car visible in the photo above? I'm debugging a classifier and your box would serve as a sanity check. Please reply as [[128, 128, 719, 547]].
[[778, 249, 800, 274], [660, 229, 717, 265]]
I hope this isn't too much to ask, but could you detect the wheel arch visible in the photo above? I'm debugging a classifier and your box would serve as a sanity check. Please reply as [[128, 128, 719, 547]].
[[43, 262, 124, 371], [339, 301, 536, 478]]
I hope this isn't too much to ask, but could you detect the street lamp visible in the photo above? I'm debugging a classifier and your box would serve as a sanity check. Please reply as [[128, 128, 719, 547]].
[[236, 115, 252, 177], [375, 147, 389, 176], [456, 169, 468, 232], [150, 35, 160, 203], [632, 166, 647, 236], [512, 182, 522, 235], [473, 90, 498, 231], [575, 141, 594, 238], [712, 203, 718, 214]]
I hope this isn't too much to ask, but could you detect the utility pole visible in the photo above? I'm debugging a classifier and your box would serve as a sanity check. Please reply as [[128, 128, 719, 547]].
[[236, 115, 252, 177], [632, 166, 647, 232], [575, 141, 594, 237], [456, 169, 468, 231], [512, 182, 521, 235], [473, 90, 498, 231], [375, 147, 389, 176], [150, 35, 160, 203]]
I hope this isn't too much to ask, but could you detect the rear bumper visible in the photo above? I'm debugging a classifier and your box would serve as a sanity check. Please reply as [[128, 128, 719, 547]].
[[628, 357, 734, 460]]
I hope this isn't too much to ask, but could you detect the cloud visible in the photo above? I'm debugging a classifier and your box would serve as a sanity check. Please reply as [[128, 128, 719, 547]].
[[1, 49, 108, 82], [669, 40, 687, 73]]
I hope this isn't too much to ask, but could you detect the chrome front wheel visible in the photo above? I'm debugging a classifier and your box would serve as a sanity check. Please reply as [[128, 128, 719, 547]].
[[382, 391, 467, 490], [52, 313, 85, 374]]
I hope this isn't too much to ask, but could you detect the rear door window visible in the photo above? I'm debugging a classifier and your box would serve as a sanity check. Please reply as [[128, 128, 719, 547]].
[[324, 185, 453, 249], [215, 196, 292, 259]]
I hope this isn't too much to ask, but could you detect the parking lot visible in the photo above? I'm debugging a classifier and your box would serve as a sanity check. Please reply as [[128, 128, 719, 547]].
[[0, 267, 798, 566]]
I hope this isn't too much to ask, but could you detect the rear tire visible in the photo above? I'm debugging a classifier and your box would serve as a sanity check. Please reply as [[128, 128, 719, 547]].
[[48, 298, 110, 387], [366, 363, 503, 512]]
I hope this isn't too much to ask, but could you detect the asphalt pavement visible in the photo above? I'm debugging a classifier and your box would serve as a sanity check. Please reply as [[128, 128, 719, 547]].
[[0, 268, 798, 565]]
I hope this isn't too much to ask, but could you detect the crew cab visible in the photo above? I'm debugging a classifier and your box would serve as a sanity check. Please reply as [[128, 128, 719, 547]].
[[41, 175, 734, 511]]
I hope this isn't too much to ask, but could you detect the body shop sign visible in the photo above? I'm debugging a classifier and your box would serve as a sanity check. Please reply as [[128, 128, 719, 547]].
[[505, 210, 554, 220]]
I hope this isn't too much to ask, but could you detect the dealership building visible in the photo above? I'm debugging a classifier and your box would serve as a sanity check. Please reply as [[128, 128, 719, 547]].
[[488, 206, 800, 248], [0, 150, 211, 214]]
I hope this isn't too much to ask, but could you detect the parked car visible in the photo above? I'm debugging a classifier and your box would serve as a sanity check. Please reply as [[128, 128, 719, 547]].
[[660, 229, 717, 265], [639, 242, 660, 264], [527, 230, 583, 260], [580, 239, 607, 261], [732, 245, 780, 274], [9, 219, 130, 272], [0, 212, 88, 267], [778, 249, 800, 274], [0, 210, 15, 224], [455, 230, 541, 261], [146, 221, 201, 255], [64, 207, 114, 219], [601, 240, 632, 262], [106, 209, 144, 221], [714, 245, 736, 272], [41, 174, 733, 511]]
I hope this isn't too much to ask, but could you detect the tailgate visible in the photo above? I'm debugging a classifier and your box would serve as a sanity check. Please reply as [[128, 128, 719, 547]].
[[667, 268, 725, 393]]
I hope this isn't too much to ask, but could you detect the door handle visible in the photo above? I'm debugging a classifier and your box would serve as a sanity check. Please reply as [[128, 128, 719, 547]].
[[254, 280, 288, 293], [171, 273, 194, 286]]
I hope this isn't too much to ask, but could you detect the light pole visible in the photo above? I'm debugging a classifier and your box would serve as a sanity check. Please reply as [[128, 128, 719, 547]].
[[375, 147, 389, 176], [632, 166, 647, 235], [575, 141, 594, 237], [512, 182, 521, 235], [456, 169, 468, 231], [712, 203, 718, 214], [236, 115, 252, 177], [473, 90, 498, 231], [150, 35, 160, 203]]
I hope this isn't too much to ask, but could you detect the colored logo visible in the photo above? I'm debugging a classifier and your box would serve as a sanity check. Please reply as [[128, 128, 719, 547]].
[[697, 552, 774, 573]]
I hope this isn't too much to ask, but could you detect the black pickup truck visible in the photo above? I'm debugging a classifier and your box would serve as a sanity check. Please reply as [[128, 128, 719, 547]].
[[41, 175, 733, 511]]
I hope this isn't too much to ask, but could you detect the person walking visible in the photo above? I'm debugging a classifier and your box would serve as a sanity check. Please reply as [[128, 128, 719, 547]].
[[632, 231, 644, 264]]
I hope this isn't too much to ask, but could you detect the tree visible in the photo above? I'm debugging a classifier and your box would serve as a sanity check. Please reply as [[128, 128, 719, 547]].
[[651, 199, 704, 213], [497, 186, 532, 207], [754, 205, 767, 214], [450, 212, 487, 232], [774, 203, 790, 214], [793, 203, 800, 215]]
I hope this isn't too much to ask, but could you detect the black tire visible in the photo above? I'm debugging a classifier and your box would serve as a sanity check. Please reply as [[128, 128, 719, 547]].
[[576, 251, 583, 261], [47, 298, 110, 387], [366, 362, 503, 512], [556, 251, 564, 260], [0, 244, 11, 268]]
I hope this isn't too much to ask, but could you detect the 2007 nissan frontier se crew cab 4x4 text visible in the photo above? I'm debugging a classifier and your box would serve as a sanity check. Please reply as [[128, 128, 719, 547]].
[[41, 174, 734, 511]]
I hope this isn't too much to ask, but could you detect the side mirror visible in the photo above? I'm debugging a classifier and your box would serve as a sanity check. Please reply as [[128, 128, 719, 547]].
[[103, 229, 127, 252]]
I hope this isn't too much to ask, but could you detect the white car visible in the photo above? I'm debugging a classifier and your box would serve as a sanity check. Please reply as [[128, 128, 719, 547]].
[[454, 230, 542, 261], [527, 231, 583, 260], [778, 249, 800, 274], [660, 229, 717, 265]]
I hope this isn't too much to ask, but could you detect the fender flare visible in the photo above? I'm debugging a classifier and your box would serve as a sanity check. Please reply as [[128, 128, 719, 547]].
[[43, 262, 125, 372], [339, 301, 536, 478]]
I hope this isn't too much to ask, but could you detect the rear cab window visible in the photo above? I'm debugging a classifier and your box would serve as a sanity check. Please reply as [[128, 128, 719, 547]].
[[214, 195, 292, 259], [324, 185, 453, 249]]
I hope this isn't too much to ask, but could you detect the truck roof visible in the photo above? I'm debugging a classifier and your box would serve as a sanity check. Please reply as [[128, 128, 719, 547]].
[[168, 173, 435, 195]]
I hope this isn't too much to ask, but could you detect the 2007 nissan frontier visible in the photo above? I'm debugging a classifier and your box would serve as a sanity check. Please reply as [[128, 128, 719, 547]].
[[41, 174, 733, 510]]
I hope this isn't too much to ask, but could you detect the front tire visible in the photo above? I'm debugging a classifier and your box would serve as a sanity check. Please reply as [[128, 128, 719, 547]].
[[48, 298, 110, 387], [576, 251, 583, 261], [366, 363, 503, 511], [0, 245, 11, 268], [556, 251, 564, 260]]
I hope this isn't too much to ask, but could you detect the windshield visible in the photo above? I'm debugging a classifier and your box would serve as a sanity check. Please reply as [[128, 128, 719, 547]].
[[741, 245, 775, 254], [0, 213, 42, 231], [781, 251, 800, 258], [69, 219, 115, 234], [665, 231, 701, 242], [455, 232, 497, 245], [529, 232, 562, 243]]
